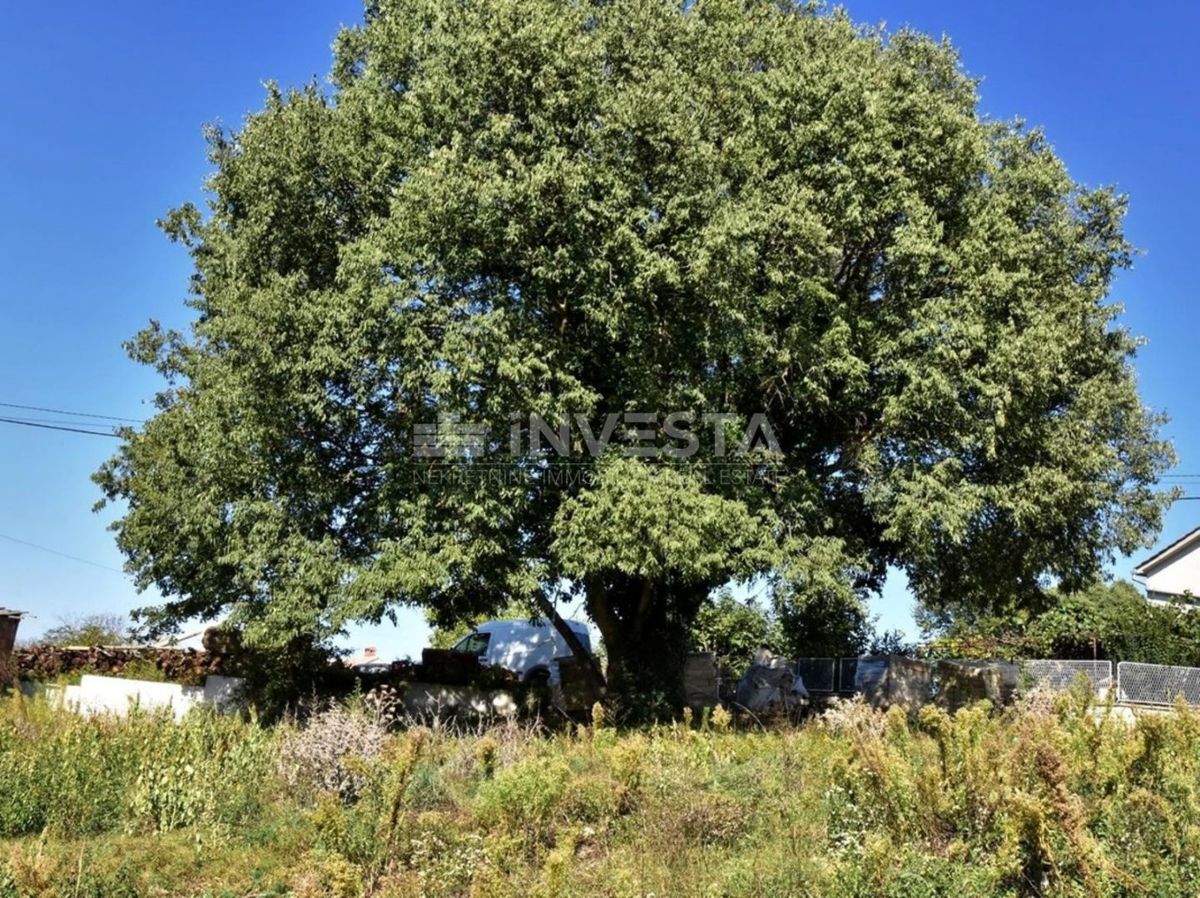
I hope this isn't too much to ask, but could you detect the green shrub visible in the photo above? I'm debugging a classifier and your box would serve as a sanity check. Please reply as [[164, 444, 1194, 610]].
[[474, 754, 571, 838]]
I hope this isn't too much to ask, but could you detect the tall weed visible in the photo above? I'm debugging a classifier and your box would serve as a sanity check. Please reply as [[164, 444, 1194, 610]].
[[0, 694, 272, 838], [7, 692, 1200, 896]]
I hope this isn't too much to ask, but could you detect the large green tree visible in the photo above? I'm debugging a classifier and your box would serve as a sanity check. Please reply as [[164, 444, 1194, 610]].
[[97, 0, 1173, 699]]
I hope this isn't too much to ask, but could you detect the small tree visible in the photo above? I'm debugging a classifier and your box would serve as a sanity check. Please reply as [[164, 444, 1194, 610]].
[[690, 591, 775, 676], [773, 586, 873, 660], [42, 614, 129, 647]]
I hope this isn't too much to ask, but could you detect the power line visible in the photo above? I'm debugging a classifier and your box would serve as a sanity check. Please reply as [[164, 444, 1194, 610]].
[[0, 401, 142, 423], [0, 417, 122, 438], [0, 532, 126, 574], [0, 414, 126, 429]]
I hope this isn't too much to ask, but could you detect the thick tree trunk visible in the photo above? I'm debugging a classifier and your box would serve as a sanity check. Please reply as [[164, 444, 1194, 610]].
[[585, 576, 709, 719]]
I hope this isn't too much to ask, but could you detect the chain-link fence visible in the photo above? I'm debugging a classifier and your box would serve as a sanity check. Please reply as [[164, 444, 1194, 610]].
[[1117, 662, 1200, 707], [788, 655, 1200, 709], [1021, 660, 1114, 694]]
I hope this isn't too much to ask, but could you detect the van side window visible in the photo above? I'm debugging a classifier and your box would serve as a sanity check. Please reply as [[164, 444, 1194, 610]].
[[452, 632, 490, 657]]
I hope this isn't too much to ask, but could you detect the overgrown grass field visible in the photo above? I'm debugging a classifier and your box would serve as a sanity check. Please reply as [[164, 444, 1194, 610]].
[[1, 690, 1198, 897]]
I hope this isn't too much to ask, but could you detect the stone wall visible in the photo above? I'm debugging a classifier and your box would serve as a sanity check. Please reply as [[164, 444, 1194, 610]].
[[14, 644, 223, 684]]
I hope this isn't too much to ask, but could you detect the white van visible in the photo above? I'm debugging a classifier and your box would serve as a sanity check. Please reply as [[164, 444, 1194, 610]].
[[451, 618, 593, 686]]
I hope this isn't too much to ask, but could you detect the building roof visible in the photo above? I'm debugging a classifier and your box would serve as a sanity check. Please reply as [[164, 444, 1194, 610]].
[[0, 608, 25, 619], [346, 646, 381, 668], [1134, 526, 1200, 577]]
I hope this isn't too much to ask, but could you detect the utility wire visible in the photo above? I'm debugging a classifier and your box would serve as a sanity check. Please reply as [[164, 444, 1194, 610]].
[[0, 401, 142, 423], [0, 417, 122, 438], [0, 415, 127, 429], [0, 532, 126, 574]]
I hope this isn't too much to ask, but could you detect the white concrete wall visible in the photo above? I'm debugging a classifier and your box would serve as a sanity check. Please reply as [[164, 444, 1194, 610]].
[[1144, 538, 1200, 602], [57, 674, 243, 720]]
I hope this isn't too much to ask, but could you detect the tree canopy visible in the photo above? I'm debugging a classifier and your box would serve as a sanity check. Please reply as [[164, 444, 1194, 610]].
[[97, 0, 1173, 698]]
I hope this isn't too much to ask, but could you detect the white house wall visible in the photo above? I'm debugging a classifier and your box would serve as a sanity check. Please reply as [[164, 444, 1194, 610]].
[[1144, 538, 1200, 602]]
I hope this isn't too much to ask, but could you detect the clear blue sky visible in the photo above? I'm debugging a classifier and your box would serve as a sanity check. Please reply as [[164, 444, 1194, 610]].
[[2, 1, 1197, 658]]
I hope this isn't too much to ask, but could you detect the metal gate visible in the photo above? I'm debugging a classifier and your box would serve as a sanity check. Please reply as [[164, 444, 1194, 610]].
[[792, 658, 837, 693], [1117, 662, 1200, 707], [1022, 660, 1113, 694]]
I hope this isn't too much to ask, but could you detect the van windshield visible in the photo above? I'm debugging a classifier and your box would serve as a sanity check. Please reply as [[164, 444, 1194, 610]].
[[451, 632, 490, 657]]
